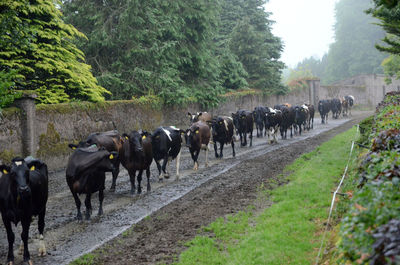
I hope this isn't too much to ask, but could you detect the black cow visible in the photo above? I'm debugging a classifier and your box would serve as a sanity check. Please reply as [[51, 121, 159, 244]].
[[66, 145, 118, 220], [344, 95, 354, 116], [253, 106, 268, 137], [294, 105, 309, 136], [275, 105, 295, 139], [152, 126, 184, 181], [331, 98, 342, 119], [0, 157, 48, 264], [185, 121, 211, 170], [121, 131, 153, 195], [264, 107, 282, 144], [318, 99, 331, 124], [305, 104, 315, 129], [69, 130, 124, 192], [232, 110, 253, 147], [211, 116, 235, 158]]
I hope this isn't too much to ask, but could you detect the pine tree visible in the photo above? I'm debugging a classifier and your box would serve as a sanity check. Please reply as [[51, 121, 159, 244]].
[[0, 0, 109, 104]]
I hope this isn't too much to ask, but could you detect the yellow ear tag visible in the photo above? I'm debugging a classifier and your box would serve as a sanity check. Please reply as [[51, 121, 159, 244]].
[[142, 135, 146, 140], [109, 154, 114, 160], [72, 146, 76, 150], [125, 136, 129, 140], [195, 130, 199, 134], [30, 166, 35, 171], [2, 169, 8, 174]]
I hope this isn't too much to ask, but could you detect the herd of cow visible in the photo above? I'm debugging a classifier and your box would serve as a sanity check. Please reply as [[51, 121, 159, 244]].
[[0, 95, 354, 265]]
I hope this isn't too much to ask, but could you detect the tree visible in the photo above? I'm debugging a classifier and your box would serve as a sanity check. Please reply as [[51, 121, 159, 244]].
[[323, 0, 386, 84], [0, 0, 109, 105]]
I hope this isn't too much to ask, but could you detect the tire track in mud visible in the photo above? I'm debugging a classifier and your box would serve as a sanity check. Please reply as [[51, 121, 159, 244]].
[[0, 113, 371, 265]]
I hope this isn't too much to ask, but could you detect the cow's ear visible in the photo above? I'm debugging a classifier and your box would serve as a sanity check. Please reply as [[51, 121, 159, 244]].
[[0, 165, 11, 175], [187, 112, 191, 116], [68, 143, 78, 150], [122, 133, 129, 140], [198, 112, 202, 117]]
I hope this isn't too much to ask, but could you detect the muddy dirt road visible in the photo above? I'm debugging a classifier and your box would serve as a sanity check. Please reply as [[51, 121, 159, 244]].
[[0, 112, 371, 265]]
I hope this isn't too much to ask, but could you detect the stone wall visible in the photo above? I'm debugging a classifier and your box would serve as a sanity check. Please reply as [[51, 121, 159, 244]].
[[0, 73, 396, 171]]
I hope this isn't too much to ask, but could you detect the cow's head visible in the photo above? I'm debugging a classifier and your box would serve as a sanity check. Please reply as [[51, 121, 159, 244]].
[[1, 158, 36, 200], [96, 150, 119, 172], [188, 112, 201, 124], [212, 117, 224, 137], [185, 126, 200, 148]]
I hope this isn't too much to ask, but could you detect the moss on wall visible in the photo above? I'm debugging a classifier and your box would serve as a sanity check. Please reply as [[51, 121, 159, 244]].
[[37, 123, 70, 158], [0, 149, 16, 164]]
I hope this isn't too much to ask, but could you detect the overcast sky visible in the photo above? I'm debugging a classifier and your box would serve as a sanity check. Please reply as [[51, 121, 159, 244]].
[[265, 0, 338, 68]]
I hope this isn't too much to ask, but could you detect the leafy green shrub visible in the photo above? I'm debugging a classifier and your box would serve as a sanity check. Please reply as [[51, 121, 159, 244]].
[[369, 219, 400, 265]]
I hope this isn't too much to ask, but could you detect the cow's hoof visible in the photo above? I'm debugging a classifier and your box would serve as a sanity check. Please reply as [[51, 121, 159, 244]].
[[109, 187, 116, 192], [38, 241, 47, 257], [130, 189, 135, 195], [147, 186, 151, 192], [158, 178, 163, 182], [85, 213, 91, 220], [22, 260, 33, 265], [137, 189, 142, 194], [164, 174, 170, 179], [98, 208, 103, 216], [18, 243, 24, 255], [7, 262, 14, 265]]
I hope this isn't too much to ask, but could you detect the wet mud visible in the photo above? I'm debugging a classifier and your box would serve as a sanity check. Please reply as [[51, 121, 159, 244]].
[[0, 112, 372, 265]]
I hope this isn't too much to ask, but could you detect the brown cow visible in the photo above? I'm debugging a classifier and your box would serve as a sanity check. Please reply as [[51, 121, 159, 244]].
[[188, 112, 212, 125], [184, 121, 211, 170]]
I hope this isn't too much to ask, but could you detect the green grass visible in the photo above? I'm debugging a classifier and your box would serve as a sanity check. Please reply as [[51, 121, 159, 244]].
[[69, 253, 96, 265], [175, 127, 359, 265]]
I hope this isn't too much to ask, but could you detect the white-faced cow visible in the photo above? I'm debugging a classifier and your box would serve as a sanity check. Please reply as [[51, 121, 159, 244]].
[[232, 110, 254, 147], [211, 116, 236, 158], [66, 145, 118, 220], [188, 112, 212, 125], [253, 106, 268, 137], [331, 98, 342, 119], [318, 99, 331, 124], [264, 107, 282, 144], [294, 105, 309, 136], [152, 126, 184, 181], [344, 95, 354, 116], [0, 157, 48, 265], [184, 121, 211, 170], [69, 130, 124, 192], [121, 131, 153, 195]]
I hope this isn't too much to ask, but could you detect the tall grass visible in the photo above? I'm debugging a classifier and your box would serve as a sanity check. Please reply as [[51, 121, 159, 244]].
[[175, 127, 358, 265]]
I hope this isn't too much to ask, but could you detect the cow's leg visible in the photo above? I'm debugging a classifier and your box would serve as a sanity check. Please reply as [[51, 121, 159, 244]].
[[193, 150, 200, 170], [205, 147, 209, 167], [146, 168, 151, 192], [214, 141, 219, 158], [2, 216, 15, 263], [21, 218, 31, 264], [98, 188, 104, 216], [239, 132, 244, 146], [155, 160, 163, 181], [72, 192, 82, 220], [128, 169, 136, 194], [137, 170, 144, 194], [231, 140, 235, 157], [84, 193, 92, 220], [37, 210, 47, 257], [110, 160, 120, 192], [249, 130, 253, 147], [162, 157, 169, 179], [175, 151, 181, 180]]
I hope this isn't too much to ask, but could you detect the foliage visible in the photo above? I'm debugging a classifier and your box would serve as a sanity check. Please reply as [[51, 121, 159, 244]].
[[369, 219, 400, 264], [322, 0, 386, 84], [175, 128, 358, 265], [0, 0, 109, 104], [338, 91, 400, 264], [0, 70, 21, 109]]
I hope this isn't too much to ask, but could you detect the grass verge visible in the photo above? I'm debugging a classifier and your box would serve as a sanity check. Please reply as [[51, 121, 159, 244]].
[[174, 126, 359, 265]]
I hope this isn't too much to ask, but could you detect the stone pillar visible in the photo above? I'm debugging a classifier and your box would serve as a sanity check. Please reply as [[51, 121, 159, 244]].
[[15, 94, 37, 157], [307, 79, 320, 106]]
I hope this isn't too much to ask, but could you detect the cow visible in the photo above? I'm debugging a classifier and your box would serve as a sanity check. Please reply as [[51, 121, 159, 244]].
[[294, 105, 309, 136], [69, 130, 124, 192], [0, 157, 48, 265], [331, 98, 342, 119], [253, 106, 268, 137], [211, 116, 236, 158], [275, 104, 295, 139], [66, 145, 118, 220], [184, 121, 211, 170], [188, 112, 212, 125], [344, 95, 354, 116], [341, 97, 349, 117], [264, 107, 282, 144], [121, 130, 153, 195], [232, 110, 254, 147], [305, 104, 315, 129], [151, 126, 184, 181], [318, 99, 331, 124]]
